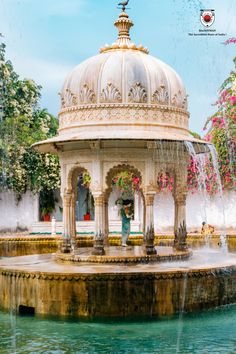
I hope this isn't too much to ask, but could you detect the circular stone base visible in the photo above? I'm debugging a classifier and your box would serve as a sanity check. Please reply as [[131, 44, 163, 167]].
[[1, 251, 236, 318], [56, 246, 192, 264]]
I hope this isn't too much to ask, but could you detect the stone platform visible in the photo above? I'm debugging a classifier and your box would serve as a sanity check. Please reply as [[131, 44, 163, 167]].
[[56, 246, 191, 264], [1, 249, 236, 318], [1, 233, 236, 258]]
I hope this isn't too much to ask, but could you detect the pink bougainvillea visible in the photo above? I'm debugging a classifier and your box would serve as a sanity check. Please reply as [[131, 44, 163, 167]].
[[157, 173, 174, 192], [159, 56, 236, 196], [205, 134, 212, 142], [203, 57, 236, 190], [230, 96, 236, 106], [224, 38, 236, 45]]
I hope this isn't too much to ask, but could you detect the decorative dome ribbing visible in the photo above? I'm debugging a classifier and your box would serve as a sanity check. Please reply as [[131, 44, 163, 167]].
[[58, 9, 189, 140]]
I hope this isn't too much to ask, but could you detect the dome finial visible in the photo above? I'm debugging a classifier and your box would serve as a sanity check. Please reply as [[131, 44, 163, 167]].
[[99, 1, 149, 54], [114, 9, 133, 46]]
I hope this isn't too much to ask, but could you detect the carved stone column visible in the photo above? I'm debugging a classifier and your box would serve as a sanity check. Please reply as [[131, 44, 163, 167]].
[[144, 192, 156, 254], [173, 188, 188, 251], [145, 224, 157, 255], [70, 192, 77, 250], [92, 194, 105, 255], [144, 193, 155, 233], [61, 189, 72, 253], [103, 196, 109, 246], [134, 192, 140, 222]]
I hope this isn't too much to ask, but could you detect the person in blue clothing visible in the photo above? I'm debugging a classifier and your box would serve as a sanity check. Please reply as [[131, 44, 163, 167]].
[[120, 199, 133, 247]]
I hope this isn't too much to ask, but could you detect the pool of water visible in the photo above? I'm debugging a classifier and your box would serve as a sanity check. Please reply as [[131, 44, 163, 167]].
[[1, 305, 236, 354]]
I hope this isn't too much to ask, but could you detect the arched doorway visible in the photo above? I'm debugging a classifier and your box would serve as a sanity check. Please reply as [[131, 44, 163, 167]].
[[76, 173, 94, 222], [61, 166, 93, 252], [105, 164, 144, 243]]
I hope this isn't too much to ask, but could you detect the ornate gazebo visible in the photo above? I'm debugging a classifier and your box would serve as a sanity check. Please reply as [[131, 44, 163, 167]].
[[34, 7, 208, 256]]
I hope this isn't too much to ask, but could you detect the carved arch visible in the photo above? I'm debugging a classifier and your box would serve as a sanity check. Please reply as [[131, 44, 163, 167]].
[[66, 164, 92, 191], [104, 163, 144, 195]]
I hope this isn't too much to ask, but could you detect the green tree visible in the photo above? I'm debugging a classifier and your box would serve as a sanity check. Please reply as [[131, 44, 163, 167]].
[[0, 42, 60, 200]]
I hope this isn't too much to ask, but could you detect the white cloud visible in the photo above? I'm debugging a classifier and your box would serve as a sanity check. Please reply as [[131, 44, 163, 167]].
[[12, 56, 71, 90], [10, 55, 72, 114]]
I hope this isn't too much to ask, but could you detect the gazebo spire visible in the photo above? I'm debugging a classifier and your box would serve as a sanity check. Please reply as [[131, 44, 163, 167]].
[[114, 11, 133, 47], [99, 2, 149, 54]]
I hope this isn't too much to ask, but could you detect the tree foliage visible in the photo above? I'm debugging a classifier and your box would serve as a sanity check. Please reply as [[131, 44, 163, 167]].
[[204, 57, 236, 189], [0, 42, 60, 200]]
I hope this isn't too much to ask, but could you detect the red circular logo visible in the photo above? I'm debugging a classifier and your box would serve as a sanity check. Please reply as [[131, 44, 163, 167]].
[[203, 14, 212, 23]]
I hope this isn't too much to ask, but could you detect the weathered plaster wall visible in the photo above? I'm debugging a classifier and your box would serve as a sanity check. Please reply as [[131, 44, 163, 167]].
[[0, 191, 39, 232], [1, 190, 235, 232], [154, 190, 236, 232]]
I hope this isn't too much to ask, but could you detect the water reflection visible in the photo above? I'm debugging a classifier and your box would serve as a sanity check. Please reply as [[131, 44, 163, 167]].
[[1, 304, 236, 353]]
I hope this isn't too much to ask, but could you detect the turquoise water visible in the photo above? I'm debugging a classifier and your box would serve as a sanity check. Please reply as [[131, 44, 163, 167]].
[[1, 305, 236, 354]]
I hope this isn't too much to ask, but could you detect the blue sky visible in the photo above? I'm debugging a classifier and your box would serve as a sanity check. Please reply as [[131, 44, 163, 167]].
[[0, 0, 235, 135]]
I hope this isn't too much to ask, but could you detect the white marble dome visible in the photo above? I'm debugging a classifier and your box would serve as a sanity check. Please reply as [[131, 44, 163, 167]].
[[60, 50, 187, 110], [56, 11, 190, 141]]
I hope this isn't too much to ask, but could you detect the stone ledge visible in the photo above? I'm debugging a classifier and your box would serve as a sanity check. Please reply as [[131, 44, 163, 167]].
[[1, 264, 236, 281], [55, 247, 191, 264]]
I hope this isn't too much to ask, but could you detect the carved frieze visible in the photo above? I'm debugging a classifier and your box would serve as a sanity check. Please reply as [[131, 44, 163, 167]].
[[172, 91, 188, 110], [58, 104, 189, 132], [1, 262, 222, 280], [101, 83, 122, 103], [80, 84, 96, 104], [60, 88, 77, 108], [128, 82, 148, 103], [182, 96, 188, 110], [171, 90, 182, 107], [152, 85, 169, 105]]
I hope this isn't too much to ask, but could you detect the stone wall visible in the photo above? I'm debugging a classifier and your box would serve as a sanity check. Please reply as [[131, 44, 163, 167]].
[[0, 264, 236, 317], [110, 189, 236, 231], [1, 189, 235, 232], [0, 191, 39, 232], [154, 190, 236, 232]]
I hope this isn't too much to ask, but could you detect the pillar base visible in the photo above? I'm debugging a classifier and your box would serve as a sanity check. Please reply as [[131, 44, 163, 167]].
[[146, 245, 157, 255], [145, 225, 157, 255], [60, 238, 72, 254], [92, 248, 105, 256], [92, 233, 105, 256], [174, 221, 188, 252], [174, 242, 188, 252]]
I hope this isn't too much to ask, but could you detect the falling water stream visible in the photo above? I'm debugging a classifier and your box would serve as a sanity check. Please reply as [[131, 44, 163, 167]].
[[223, 107, 236, 187], [184, 141, 228, 252], [208, 144, 228, 253], [176, 273, 188, 354], [184, 141, 210, 247]]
